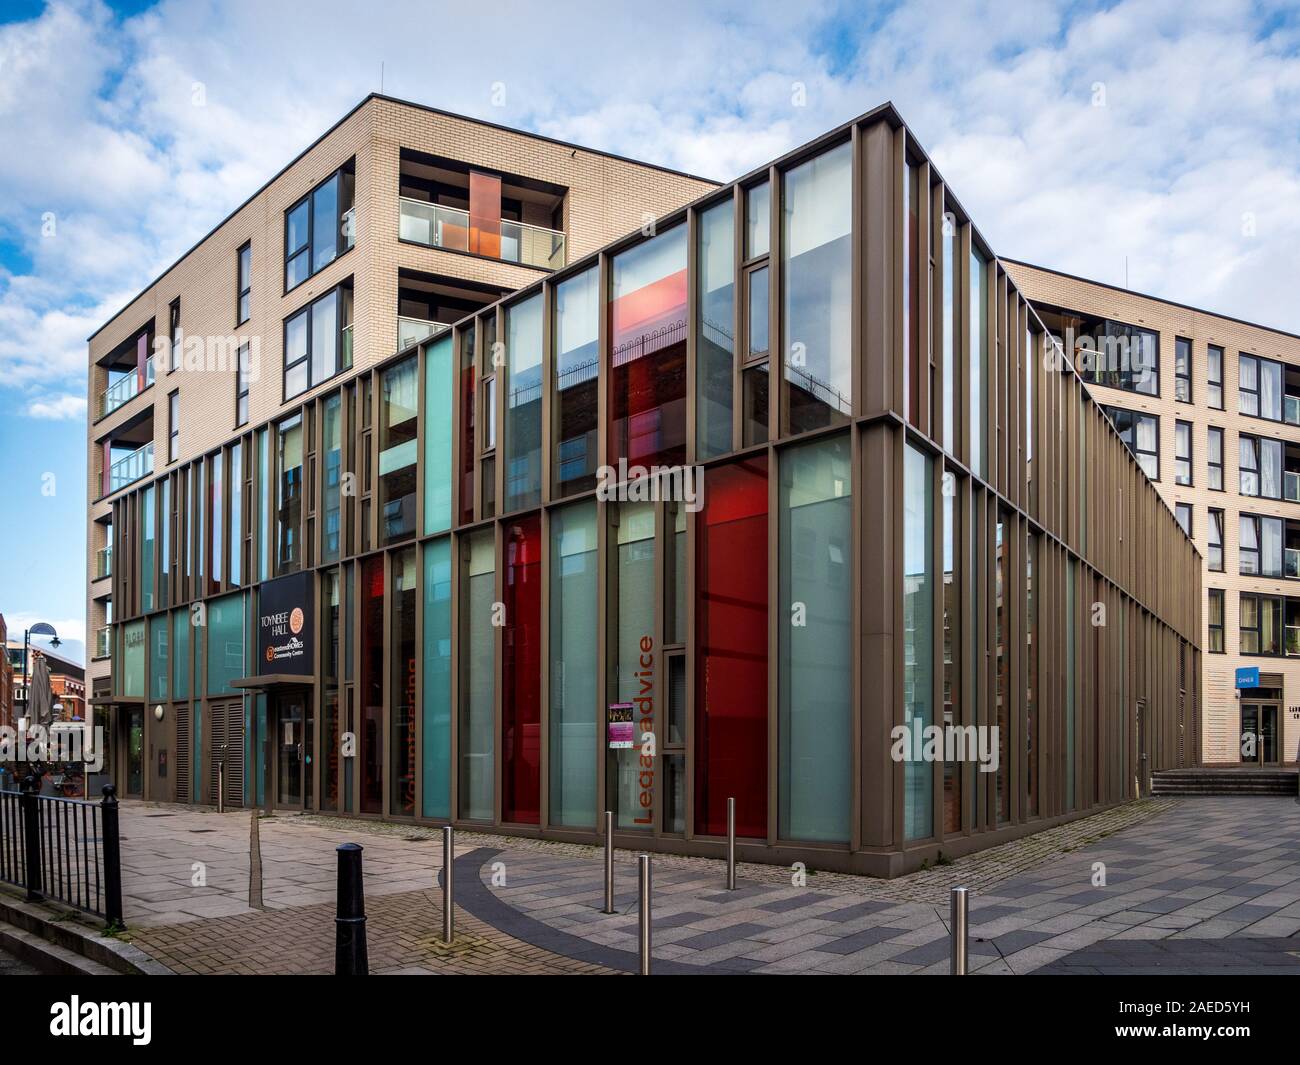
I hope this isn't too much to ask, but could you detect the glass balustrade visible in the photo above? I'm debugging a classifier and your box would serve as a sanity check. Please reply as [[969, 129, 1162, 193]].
[[108, 442, 154, 493]]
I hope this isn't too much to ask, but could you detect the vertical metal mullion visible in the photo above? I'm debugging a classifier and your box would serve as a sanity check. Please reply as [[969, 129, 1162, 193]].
[[768, 163, 781, 442]]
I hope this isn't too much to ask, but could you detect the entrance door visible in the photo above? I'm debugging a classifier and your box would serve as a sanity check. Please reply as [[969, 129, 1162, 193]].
[[1261, 706, 1280, 765], [1242, 704, 1262, 765], [124, 706, 144, 798], [275, 691, 305, 808]]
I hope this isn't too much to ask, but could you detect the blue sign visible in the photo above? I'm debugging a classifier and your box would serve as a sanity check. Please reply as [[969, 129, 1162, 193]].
[[1236, 666, 1260, 689]]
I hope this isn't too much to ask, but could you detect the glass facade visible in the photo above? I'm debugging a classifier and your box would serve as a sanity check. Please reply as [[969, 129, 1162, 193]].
[[609, 226, 688, 470], [549, 502, 597, 827], [697, 199, 735, 460], [554, 269, 599, 495], [504, 295, 543, 512], [696, 457, 768, 839], [502, 515, 542, 823], [460, 531, 495, 821], [779, 435, 851, 842], [421, 539, 452, 818], [782, 141, 852, 434], [92, 113, 1201, 875], [903, 444, 933, 840]]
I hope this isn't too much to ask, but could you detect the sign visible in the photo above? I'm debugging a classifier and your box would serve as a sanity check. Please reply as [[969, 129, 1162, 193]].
[[257, 572, 315, 676], [607, 703, 634, 749], [1236, 666, 1260, 689]]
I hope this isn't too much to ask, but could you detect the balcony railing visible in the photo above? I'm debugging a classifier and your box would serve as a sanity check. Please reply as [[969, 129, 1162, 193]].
[[1287, 471, 1300, 503], [1286, 395, 1300, 426], [108, 442, 154, 493], [397, 317, 450, 352], [1287, 547, 1300, 579], [94, 545, 112, 580], [94, 626, 111, 660], [501, 218, 566, 270], [399, 196, 565, 269], [97, 357, 155, 419]]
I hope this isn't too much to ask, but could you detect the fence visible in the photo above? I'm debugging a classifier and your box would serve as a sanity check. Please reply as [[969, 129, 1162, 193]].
[[0, 779, 124, 927]]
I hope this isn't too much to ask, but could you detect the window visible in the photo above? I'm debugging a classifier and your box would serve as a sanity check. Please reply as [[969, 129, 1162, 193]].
[[504, 294, 543, 512], [1207, 588, 1224, 652], [322, 395, 342, 561], [1208, 508, 1224, 571], [942, 203, 957, 451], [460, 530, 495, 820], [1104, 406, 1158, 480], [1208, 427, 1223, 490], [1074, 315, 1159, 396], [970, 246, 988, 477], [390, 547, 417, 816], [1239, 434, 1282, 499], [903, 159, 920, 425], [1175, 502, 1191, 536], [275, 415, 303, 575], [168, 299, 180, 373], [423, 335, 453, 534], [168, 390, 179, 462], [779, 434, 851, 842], [284, 161, 355, 291], [1240, 513, 1283, 577], [283, 283, 352, 400], [421, 539, 453, 819], [745, 180, 770, 258], [378, 356, 418, 544], [1239, 353, 1282, 421], [236, 242, 251, 325], [1174, 420, 1192, 485], [1207, 344, 1224, 409], [1240, 593, 1282, 655], [609, 225, 687, 469], [608, 501, 655, 830], [502, 516, 541, 824], [783, 141, 852, 434], [696, 458, 768, 838], [697, 199, 735, 461], [554, 267, 600, 493], [235, 343, 251, 426], [903, 443, 934, 839], [1174, 337, 1191, 402], [549, 502, 597, 827]]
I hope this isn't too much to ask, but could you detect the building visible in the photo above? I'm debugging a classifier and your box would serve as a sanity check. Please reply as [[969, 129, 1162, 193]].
[[6, 641, 86, 725], [87, 97, 1200, 876], [0, 615, 12, 729], [1007, 260, 1300, 769]]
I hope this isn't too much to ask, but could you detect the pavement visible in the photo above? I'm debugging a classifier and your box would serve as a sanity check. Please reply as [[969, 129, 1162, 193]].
[[93, 795, 1300, 975]]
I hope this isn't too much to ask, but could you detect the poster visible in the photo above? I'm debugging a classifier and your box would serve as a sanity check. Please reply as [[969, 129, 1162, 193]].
[[607, 703, 634, 749]]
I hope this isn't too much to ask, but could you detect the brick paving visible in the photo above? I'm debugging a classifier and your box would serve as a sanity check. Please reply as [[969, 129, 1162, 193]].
[[104, 795, 1300, 974]]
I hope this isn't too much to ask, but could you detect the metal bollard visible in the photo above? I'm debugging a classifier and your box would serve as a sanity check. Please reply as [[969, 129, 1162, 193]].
[[638, 853, 652, 975], [442, 825, 455, 944], [100, 785, 123, 928], [950, 886, 969, 975], [726, 796, 737, 890], [602, 810, 615, 914], [334, 843, 368, 975], [19, 774, 41, 902]]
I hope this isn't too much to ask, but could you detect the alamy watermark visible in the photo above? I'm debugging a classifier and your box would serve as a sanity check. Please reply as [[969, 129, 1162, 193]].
[[596, 458, 703, 512]]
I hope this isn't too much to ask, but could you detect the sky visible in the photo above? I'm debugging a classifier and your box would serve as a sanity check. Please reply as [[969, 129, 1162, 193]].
[[2, 0, 1300, 662]]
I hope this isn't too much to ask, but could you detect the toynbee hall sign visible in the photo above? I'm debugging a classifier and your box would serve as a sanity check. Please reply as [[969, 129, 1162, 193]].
[[257, 572, 314, 676]]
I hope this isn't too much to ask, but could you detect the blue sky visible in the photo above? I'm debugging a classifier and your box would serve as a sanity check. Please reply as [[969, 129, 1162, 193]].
[[3, 0, 1300, 662]]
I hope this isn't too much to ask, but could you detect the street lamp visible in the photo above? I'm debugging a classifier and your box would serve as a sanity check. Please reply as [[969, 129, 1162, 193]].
[[18, 621, 60, 721]]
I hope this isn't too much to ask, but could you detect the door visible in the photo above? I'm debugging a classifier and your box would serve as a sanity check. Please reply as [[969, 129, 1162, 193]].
[[275, 691, 305, 808], [124, 706, 144, 798], [148, 703, 175, 803], [1242, 704, 1261, 765], [1135, 699, 1148, 797], [1261, 706, 1280, 765]]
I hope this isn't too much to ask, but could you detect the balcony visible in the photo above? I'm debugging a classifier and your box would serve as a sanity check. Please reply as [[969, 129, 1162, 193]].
[[399, 197, 565, 270], [108, 442, 154, 493], [94, 626, 111, 661], [97, 356, 154, 418], [397, 316, 451, 352], [94, 545, 112, 580]]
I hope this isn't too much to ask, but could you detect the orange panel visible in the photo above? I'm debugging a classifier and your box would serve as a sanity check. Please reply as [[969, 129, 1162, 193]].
[[469, 171, 501, 259]]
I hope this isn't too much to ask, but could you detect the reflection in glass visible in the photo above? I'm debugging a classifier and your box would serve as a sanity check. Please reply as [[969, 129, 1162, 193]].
[[697, 201, 734, 460], [903, 444, 933, 839], [555, 270, 599, 494]]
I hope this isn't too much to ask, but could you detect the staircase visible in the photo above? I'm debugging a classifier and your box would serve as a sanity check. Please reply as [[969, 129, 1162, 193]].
[[1152, 767, 1298, 796]]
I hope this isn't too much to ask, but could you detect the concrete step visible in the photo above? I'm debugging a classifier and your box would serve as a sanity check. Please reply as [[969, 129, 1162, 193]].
[[1152, 768, 1297, 796]]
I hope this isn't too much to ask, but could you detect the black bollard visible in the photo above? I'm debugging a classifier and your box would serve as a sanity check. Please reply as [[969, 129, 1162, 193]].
[[334, 843, 368, 975]]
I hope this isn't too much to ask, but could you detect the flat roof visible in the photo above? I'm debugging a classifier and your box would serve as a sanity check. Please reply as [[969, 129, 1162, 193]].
[[1002, 257, 1300, 346], [87, 92, 724, 344]]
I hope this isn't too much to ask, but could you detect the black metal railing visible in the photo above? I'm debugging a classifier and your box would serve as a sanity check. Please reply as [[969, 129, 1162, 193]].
[[0, 778, 123, 927]]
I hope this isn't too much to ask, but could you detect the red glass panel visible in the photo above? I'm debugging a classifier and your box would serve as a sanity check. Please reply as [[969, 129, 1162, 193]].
[[469, 171, 502, 259], [695, 456, 768, 837], [502, 515, 542, 823], [458, 361, 476, 525], [609, 234, 688, 470], [359, 556, 384, 814]]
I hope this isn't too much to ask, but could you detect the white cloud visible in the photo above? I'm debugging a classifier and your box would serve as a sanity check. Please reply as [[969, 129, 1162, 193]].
[[26, 392, 87, 419], [0, 0, 1299, 433]]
